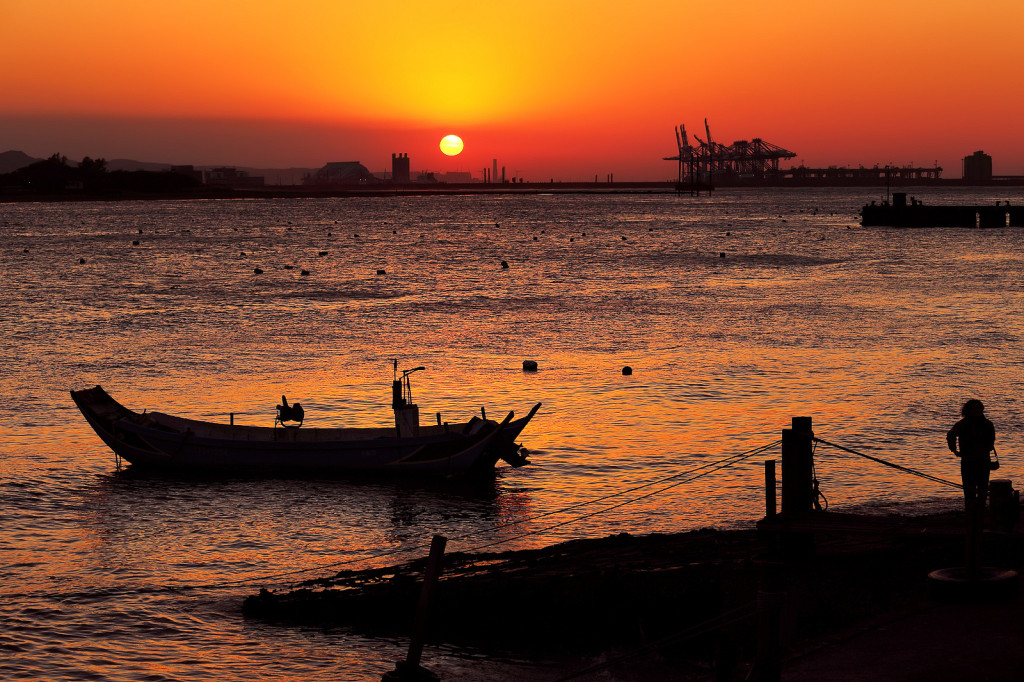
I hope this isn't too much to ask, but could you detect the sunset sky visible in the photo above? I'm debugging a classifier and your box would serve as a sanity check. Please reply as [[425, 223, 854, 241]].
[[2, 0, 1022, 180]]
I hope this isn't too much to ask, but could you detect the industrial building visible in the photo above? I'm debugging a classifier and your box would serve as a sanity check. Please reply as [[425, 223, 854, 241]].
[[391, 153, 410, 184], [204, 167, 265, 188], [963, 150, 993, 183]]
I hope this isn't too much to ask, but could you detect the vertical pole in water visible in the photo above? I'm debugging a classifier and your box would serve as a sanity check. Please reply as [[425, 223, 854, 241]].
[[765, 460, 777, 518], [406, 535, 447, 669], [383, 534, 447, 681], [230, 413, 234, 426], [781, 418, 814, 516]]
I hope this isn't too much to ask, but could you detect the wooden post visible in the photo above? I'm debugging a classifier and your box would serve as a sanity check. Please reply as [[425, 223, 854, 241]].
[[382, 535, 447, 681], [407, 534, 447, 668], [765, 460, 777, 518], [781, 418, 813, 516]]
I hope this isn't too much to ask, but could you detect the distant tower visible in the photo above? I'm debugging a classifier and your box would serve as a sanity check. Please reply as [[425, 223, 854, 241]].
[[492, 159, 498, 185], [962, 150, 993, 183], [392, 153, 411, 184]]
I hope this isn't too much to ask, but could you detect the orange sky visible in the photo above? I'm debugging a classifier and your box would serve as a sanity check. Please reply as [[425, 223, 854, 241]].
[[2, 0, 1022, 179]]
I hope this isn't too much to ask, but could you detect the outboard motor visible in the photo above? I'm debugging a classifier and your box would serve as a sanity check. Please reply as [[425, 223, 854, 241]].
[[276, 395, 304, 427]]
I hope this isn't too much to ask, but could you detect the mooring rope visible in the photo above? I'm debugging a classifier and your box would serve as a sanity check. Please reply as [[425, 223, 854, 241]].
[[813, 436, 963, 489], [266, 438, 780, 588], [453, 440, 779, 557], [6, 438, 781, 602]]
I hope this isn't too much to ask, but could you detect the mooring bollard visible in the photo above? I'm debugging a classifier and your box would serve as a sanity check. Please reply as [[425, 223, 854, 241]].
[[989, 479, 1019, 532], [764, 460, 777, 518], [382, 535, 447, 682], [781, 417, 814, 516]]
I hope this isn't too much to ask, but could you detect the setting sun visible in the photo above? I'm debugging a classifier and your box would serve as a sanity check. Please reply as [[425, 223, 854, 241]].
[[439, 134, 464, 156]]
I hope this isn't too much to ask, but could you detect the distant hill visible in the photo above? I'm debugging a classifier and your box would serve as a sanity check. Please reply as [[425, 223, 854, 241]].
[[1, 150, 319, 185], [0, 150, 42, 173], [1, 152, 172, 173]]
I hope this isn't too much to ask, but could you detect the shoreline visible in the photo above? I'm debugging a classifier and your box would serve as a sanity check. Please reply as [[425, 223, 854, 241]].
[[244, 508, 1024, 677], [3, 179, 1023, 204]]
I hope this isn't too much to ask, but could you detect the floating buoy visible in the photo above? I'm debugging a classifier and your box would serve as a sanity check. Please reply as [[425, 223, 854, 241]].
[[328, 232, 332, 237], [720, 252, 726, 258], [284, 265, 294, 270], [622, 366, 633, 376], [495, 223, 499, 228], [582, 232, 586, 236], [138, 229, 143, 234], [132, 240, 139, 246], [78, 257, 86, 264], [354, 233, 359, 237], [570, 237, 574, 242], [301, 269, 310, 276], [318, 251, 328, 256], [533, 236, 538, 241], [287, 227, 293, 231], [726, 231, 731, 236], [376, 269, 386, 275], [621, 236, 627, 241], [253, 267, 263, 274], [500, 260, 509, 269], [522, 360, 538, 372], [392, 230, 397, 234], [648, 227, 653, 232], [240, 251, 246, 256]]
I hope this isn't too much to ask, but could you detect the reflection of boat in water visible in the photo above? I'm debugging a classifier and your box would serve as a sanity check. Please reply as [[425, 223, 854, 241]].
[[861, 192, 1024, 227], [71, 368, 540, 477]]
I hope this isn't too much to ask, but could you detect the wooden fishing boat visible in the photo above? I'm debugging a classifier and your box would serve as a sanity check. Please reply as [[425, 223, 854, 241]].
[[70, 370, 540, 476]]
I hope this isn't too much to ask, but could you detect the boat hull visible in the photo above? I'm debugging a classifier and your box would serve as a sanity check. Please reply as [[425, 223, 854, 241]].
[[71, 386, 535, 476]]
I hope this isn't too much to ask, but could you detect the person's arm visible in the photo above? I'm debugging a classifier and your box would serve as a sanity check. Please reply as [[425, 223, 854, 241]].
[[947, 423, 959, 454]]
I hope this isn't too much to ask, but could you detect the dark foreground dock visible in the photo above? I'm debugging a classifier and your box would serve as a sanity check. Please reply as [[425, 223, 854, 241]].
[[244, 509, 1024, 680]]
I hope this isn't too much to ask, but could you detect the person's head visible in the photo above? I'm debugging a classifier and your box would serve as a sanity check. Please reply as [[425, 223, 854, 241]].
[[962, 399, 985, 418]]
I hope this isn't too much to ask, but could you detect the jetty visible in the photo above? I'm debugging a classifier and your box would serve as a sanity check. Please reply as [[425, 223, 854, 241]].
[[243, 418, 1023, 680], [861, 192, 1023, 227]]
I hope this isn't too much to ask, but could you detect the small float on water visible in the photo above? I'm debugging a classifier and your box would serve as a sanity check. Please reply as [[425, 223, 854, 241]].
[[71, 364, 540, 476], [861, 192, 1023, 227]]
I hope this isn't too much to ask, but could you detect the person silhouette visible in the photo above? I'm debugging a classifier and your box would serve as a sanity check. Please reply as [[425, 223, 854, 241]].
[[946, 399, 996, 506]]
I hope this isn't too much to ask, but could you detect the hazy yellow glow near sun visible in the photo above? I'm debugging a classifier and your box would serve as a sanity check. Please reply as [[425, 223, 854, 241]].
[[439, 134, 464, 156]]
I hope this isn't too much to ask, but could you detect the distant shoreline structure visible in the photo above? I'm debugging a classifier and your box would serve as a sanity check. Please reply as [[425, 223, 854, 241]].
[[3, 176, 1024, 203]]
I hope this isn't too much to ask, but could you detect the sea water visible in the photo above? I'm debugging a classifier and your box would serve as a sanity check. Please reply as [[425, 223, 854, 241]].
[[2, 188, 1023, 679]]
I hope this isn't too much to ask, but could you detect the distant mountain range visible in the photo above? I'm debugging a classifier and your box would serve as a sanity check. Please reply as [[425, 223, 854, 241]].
[[0, 150, 43, 173], [0, 150, 315, 184]]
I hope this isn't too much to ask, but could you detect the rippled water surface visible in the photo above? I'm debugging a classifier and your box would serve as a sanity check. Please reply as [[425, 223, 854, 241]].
[[3, 188, 1024, 679]]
